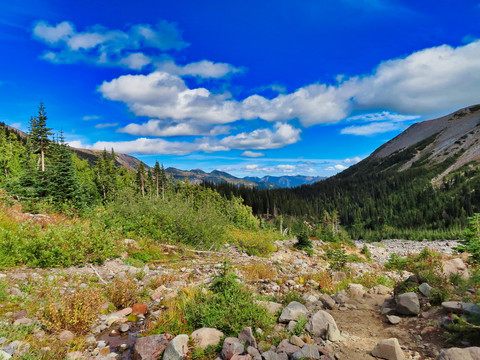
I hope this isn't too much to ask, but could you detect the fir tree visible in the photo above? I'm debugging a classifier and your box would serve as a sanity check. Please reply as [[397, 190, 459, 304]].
[[29, 103, 53, 172]]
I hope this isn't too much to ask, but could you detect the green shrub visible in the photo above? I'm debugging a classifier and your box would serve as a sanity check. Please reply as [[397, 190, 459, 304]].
[[360, 245, 371, 260], [294, 230, 312, 250], [281, 291, 305, 305], [0, 280, 7, 302], [429, 288, 448, 305], [291, 315, 308, 336], [456, 213, 480, 263], [326, 249, 348, 270]]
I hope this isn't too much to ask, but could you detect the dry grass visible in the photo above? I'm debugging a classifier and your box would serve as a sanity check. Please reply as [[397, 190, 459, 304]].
[[42, 286, 103, 333], [148, 273, 179, 289], [239, 263, 277, 281], [105, 277, 140, 309]]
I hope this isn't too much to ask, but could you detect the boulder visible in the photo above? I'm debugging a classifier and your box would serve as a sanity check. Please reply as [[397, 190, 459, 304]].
[[262, 351, 288, 360], [306, 310, 340, 339], [318, 294, 335, 310], [238, 327, 257, 349], [222, 337, 244, 360], [13, 318, 33, 326], [347, 284, 365, 299], [326, 322, 345, 342], [289, 335, 305, 348], [418, 283, 433, 297], [132, 334, 172, 360], [436, 347, 480, 360], [442, 302, 480, 316], [291, 344, 321, 360], [191, 328, 224, 350], [231, 355, 252, 360], [163, 334, 189, 360], [278, 302, 307, 323], [368, 285, 392, 295], [332, 291, 348, 305], [371, 338, 404, 360], [442, 258, 469, 278], [276, 339, 300, 355], [396, 293, 419, 315]]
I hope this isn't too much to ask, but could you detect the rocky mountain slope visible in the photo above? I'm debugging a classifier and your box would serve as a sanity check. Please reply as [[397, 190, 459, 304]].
[[245, 175, 326, 188]]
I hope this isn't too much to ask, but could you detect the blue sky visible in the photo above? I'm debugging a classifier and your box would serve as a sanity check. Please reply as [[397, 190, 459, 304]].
[[1, 1, 480, 177]]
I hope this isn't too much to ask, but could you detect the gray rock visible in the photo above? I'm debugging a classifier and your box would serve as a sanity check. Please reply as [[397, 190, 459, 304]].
[[261, 350, 287, 360], [291, 344, 321, 360], [396, 292, 420, 315], [419, 283, 433, 297], [289, 335, 305, 348], [347, 283, 365, 299], [0, 339, 6, 346], [119, 324, 130, 333], [1, 341, 22, 356], [132, 334, 172, 360], [247, 346, 260, 357], [318, 294, 335, 310], [238, 327, 257, 349], [442, 258, 469, 278], [326, 322, 345, 342], [306, 310, 340, 339], [222, 337, 244, 360], [0, 350, 12, 359], [275, 339, 300, 355], [371, 338, 405, 360], [278, 302, 307, 323], [12, 318, 33, 326], [386, 315, 401, 325], [256, 301, 283, 315], [369, 285, 392, 295], [163, 334, 189, 360], [191, 328, 224, 350], [442, 301, 480, 316], [59, 330, 75, 342], [436, 347, 480, 360], [66, 351, 84, 360]]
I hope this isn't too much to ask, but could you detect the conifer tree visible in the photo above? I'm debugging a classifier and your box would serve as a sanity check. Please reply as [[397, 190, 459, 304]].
[[29, 103, 53, 172], [154, 161, 161, 198], [136, 162, 145, 198]]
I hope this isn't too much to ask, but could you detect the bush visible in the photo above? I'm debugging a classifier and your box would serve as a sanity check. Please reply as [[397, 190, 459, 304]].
[[105, 277, 140, 309], [0, 280, 7, 302], [227, 228, 278, 256], [294, 230, 312, 250], [153, 263, 275, 337], [456, 213, 480, 263], [43, 286, 103, 333], [326, 249, 348, 270]]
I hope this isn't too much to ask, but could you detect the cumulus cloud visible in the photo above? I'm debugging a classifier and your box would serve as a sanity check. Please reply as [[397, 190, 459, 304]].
[[119, 119, 232, 137], [219, 123, 300, 150], [343, 156, 362, 164], [92, 123, 301, 155], [341, 122, 406, 136], [99, 39, 480, 132], [33, 20, 188, 70], [325, 164, 348, 171], [95, 123, 118, 129], [241, 151, 265, 158], [346, 111, 420, 122], [82, 115, 101, 121], [244, 163, 300, 174], [156, 60, 242, 78]]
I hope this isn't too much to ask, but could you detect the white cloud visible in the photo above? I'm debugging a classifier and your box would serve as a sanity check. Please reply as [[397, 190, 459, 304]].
[[341, 122, 406, 136], [241, 151, 265, 158], [95, 123, 118, 129], [219, 123, 300, 150], [118, 119, 231, 137], [100, 39, 480, 129], [32, 20, 188, 70], [83, 115, 101, 121], [156, 60, 242, 78], [92, 123, 300, 155], [245, 164, 259, 170], [343, 156, 362, 164], [346, 111, 420, 122], [67, 140, 92, 149], [325, 164, 348, 171], [244, 163, 300, 174]]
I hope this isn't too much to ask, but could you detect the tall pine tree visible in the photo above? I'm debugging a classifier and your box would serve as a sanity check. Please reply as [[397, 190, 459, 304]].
[[29, 103, 53, 172]]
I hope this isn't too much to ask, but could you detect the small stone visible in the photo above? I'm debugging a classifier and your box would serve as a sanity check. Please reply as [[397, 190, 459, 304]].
[[99, 347, 110, 356], [318, 294, 335, 310], [119, 324, 130, 333], [238, 327, 257, 349], [418, 283, 433, 297], [387, 315, 401, 325], [441, 301, 480, 316], [131, 334, 172, 360], [132, 303, 148, 315], [66, 351, 83, 360], [113, 307, 132, 317], [13, 310, 28, 320], [292, 344, 321, 360], [276, 339, 301, 355], [371, 338, 405, 360], [13, 318, 33, 326], [436, 346, 480, 360], [222, 337, 244, 360], [290, 335, 305, 347], [59, 330, 75, 342]]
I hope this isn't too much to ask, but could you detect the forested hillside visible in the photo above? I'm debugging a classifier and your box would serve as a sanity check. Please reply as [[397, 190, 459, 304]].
[[209, 105, 480, 241], [0, 104, 280, 268]]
